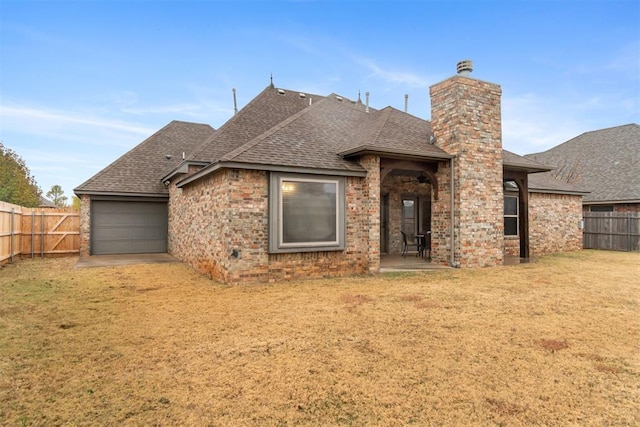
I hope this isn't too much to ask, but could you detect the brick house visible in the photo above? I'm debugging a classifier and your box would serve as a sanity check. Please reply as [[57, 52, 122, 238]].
[[75, 61, 586, 284]]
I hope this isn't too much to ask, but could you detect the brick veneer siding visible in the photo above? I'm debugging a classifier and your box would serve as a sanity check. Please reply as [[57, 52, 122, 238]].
[[529, 192, 583, 256], [359, 155, 381, 274], [169, 168, 375, 284], [430, 75, 504, 267], [504, 237, 520, 257], [429, 160, 453, 265], [79, 194, 91, 257], [504, 192, 583, 257]]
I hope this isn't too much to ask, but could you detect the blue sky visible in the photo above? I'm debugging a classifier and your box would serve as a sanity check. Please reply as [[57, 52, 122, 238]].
[[1, 0, 638, 201]]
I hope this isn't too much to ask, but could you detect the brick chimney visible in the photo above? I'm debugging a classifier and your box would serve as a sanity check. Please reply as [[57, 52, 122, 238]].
[[429, 61, 504, 267]]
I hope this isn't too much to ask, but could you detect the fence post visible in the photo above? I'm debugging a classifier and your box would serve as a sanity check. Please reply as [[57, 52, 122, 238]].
[[628, 213, 632, 252], [41, 211, 45, 258], [10, 208, 15, 263], [31, 210, 35, 259]]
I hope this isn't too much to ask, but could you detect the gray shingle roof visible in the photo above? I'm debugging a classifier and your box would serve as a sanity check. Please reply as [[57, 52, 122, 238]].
[[74, 120, 215, 196], [188, 86, 326, 163], [502, 149, 551, 173], [219, 96, 368, 172], [528, 172, 590, 195], [217, 94, 454, 172], [79, 86, 607, 198], [181, 87, 452, 180], [525, 124, 640, 203], [340, 107, 451, 160]]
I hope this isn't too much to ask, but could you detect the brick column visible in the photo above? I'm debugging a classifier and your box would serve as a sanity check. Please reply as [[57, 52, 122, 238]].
[[430, 70, 504, 267], [359, 155, 381, 273]]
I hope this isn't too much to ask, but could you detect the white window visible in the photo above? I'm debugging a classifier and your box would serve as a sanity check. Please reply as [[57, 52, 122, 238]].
[[269, 173, 345, 253], [504, 195, 518, 236]]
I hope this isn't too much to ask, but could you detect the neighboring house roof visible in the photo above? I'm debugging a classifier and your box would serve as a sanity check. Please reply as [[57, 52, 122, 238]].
[[39, 196, 57, 208], [74, 120, 215, 197], [525, 124, 640, 204], [501, 149, 589, 194], [528, 172, 590, 195]]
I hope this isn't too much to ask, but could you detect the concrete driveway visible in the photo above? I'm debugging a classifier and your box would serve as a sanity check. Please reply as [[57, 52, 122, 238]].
[[75, 253, 179, 268]]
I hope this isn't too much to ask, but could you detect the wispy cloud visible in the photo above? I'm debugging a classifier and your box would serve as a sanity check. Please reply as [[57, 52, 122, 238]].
[[351, 56, 433, 89], [122, 103, 206, 116], [0, 104, 156, 135]]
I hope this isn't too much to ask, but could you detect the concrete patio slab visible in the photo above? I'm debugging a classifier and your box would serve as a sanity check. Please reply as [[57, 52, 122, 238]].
[[380, 254, 451, 273], [75, 253, 179, 268]]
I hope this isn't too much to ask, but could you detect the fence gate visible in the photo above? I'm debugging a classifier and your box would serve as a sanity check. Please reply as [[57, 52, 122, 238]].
[[0, 201, 80, 263], [583, 212, 640, 252]]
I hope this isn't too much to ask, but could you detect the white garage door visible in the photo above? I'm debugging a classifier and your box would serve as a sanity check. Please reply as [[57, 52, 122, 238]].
[[91, 201, 168, 255]]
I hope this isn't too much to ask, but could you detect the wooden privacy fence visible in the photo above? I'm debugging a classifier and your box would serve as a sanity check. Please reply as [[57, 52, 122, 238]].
[[583, 212, 640, 252], [0, 201, 80, 263]]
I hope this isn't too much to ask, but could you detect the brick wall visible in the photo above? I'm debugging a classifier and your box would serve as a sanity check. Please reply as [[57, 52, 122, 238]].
[[169, 168, 375, 284], [504, 191, 583, 257], [358, 155, 381, 274], [430, 75, 504, 267], [529, 192, 583, 256], [168, 170, 236, 282], [504, 237, 519, 257]]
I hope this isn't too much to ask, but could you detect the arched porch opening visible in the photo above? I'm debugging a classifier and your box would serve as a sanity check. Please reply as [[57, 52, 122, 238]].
[[379, 159, 439, 256], [503, 171, 530, 260]]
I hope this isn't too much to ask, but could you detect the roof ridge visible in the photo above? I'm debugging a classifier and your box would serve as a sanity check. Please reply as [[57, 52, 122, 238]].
[[187, 85, 275, 160], [169, 119, 213, 127], [220, 98, 329, 162], [365, 107, 392, 146]]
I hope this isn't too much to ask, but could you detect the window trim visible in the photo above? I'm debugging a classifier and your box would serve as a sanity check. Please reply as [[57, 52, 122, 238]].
[[504, 194, 519, 237], [269, 172, 346, 253]]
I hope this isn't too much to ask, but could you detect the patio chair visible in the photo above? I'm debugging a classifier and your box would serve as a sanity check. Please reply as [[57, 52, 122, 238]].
[[401, 230, 422, 258], [423, 231, 432, 260]]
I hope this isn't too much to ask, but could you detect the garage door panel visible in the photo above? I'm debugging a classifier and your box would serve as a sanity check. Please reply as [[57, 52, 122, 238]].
[[92, 201, 168, 255]]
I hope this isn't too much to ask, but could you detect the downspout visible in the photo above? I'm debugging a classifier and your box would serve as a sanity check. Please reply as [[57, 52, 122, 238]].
[[450, 156, 457, 267]]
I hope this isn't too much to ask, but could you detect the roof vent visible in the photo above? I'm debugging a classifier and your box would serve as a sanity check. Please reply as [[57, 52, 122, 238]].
[[232, 88, 238, 115], [277, 89, 285, 95], [299, 93, 306, 98], [335, 95, 343, 102], [456, 60, 473, 76]]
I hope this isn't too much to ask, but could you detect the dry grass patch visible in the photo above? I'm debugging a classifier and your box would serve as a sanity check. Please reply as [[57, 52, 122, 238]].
[[1, 250, 639, 426], [538, 338, 570, 353]]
